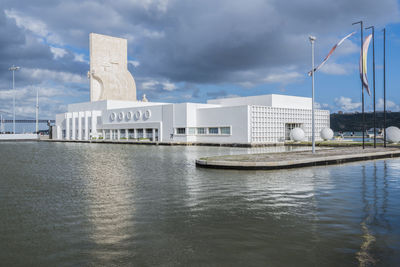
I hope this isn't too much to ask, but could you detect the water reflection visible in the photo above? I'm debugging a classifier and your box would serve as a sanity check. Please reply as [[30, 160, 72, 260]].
[[81, 145, 136, 263], [356, 165, 376, 266], [0, 142, 399, 266]]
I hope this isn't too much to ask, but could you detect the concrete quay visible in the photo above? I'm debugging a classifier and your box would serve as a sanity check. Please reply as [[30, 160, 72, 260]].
[[196, 147, 400, 170], [41, 139, 284, 147], [285, 140, 400, 147], [0, 134, 39, 141]]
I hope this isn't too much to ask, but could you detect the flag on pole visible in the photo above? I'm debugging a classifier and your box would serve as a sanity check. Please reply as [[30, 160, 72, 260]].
[[308, 32, 356, 76], [360, 34, 372, 96]]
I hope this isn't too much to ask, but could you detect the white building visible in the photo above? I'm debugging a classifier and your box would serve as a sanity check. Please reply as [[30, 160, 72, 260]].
[[53, 33, 330, 145], [54, 94, 329, 144]]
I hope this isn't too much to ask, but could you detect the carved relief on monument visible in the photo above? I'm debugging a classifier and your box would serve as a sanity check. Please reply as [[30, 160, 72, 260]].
[[89, 33, 137, 102]]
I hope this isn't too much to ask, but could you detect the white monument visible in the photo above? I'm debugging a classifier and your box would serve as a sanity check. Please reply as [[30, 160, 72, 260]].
[[88, 33, 137, 102]]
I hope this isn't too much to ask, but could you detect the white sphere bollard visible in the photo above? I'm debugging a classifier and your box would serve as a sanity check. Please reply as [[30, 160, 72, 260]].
[[320, 127, 334, 141], [290, 128, 305, 142], [386, 126, 400, 143]]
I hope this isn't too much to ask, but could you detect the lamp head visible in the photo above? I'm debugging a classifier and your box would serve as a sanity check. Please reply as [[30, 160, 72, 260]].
[[9, 66, 20, 71], [309, 35, 316, 42]]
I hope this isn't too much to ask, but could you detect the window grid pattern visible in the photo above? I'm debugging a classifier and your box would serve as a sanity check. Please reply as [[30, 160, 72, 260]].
[[250, 105, 330, 143]]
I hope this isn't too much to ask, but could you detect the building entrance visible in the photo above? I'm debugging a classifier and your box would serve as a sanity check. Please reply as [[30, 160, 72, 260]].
[[285, 123, 302, 140]]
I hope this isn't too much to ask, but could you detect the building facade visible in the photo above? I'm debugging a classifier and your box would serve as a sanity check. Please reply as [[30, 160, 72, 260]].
[[53, 33, 330, 144], [54, 94, 330, 144]]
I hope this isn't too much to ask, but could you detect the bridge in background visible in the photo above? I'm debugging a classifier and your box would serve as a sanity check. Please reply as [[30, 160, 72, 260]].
[[2, 119, 55, 123]]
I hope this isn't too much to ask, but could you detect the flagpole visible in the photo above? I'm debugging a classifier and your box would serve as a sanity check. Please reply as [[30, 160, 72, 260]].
[[353, 21, 364, 149], [309, 35, 316, 154], [36, 88, 39, 134], [383, 28, 387, 148], [366, 26, 376, 148]]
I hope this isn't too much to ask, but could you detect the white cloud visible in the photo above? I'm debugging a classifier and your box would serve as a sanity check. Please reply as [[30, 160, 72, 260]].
[[237, 81, 255, 88], [130, 0, 170, 13], [0, 83, 85, 119], [141, 80, 158, 90], [140, 79, 177, 91], [129, 60, 140, 67], [73, 53, 87, 63], [142, 29, 165, 39], [319, 62, 357, 75], [0, 85, 69, 101], [4, 9, 63, 45], [334, 96, 361, 111], [263, 71, 302, 84], [50, 46, 67, 59], [22, 68, 87, 84], [377, 98, 400, 111], [162, 82, 177, 91], [334, 39, 359, 56]]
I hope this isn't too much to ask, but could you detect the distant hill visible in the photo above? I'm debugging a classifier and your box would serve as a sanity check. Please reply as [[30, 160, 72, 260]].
[[330, 112, 400, 131]]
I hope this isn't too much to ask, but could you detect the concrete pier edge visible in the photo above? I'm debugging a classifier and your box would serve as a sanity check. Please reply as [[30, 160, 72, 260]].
[[39, 139, 283, 147], [195, 149, 400, 170]]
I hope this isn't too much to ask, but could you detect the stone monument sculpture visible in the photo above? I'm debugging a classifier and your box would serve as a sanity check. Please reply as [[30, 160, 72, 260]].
[[88, 33, 137, 102]]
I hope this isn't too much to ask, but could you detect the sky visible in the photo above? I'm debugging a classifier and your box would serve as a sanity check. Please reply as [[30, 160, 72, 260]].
[[0, 0, 400, 120]]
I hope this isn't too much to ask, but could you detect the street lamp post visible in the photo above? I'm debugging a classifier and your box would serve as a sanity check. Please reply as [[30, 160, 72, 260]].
[[309, 35, 316, 154], [9, 65, 20, 134]]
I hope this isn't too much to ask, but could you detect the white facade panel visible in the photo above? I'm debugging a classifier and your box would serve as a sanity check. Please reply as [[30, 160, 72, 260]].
[[207, 94, 312, 110], [250, 105, 329, 143], [194, 105, 249, 143]]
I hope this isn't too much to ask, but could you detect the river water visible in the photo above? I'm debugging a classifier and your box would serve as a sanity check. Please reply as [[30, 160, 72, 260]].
[[0, 142, 399, 266]]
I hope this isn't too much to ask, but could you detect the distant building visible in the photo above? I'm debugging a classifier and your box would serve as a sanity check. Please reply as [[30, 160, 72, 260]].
[[53, 34, 330, 144]]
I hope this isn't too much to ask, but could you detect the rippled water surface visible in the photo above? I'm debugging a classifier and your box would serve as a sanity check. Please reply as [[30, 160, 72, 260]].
[[0, 142, 399, 266]]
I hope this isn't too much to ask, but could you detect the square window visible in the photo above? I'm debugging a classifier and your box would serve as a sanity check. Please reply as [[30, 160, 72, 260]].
[[208, 127, 219, 134], [176, 128, 186, 134], [197, 128, 205, 134]]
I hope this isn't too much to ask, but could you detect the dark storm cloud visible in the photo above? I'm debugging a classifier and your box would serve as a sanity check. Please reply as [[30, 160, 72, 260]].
[[0, 0, 399, 103], [134, 0, 399, 84]]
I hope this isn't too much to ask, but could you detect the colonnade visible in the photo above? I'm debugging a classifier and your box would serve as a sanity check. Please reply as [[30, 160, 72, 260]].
[[101, 128, 158, 141], [63, 110, 101, 140]]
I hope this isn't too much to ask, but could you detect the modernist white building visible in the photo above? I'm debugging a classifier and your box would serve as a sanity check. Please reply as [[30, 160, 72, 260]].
[[53, 33, 330, 144], [54, 94, 329, 144]]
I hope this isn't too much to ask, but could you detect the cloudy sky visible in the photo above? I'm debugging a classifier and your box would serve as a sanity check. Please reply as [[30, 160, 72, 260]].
[[0, 0, 400, 120]]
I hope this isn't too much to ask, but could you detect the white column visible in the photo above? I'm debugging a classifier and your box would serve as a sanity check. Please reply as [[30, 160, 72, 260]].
[[143, 128, 146, 138], [159, 124, 162, 142], [57, 125, 62, 140], [65, 114, 70, 140], [125, 129, 128, 139], [84, 111, 89, 140], [117, 129, 120, 140], [152, 128, 155, 141], [134, 129, 137, 139], [78, 112, 83, 140], [109, 129, 112, 140], [102, 129, 105, 139], [91, 111, 98, 137], [72, 112, 77, 140]]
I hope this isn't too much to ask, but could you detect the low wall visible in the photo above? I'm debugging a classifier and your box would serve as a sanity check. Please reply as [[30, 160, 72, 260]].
[[0, 134, 39, 140]]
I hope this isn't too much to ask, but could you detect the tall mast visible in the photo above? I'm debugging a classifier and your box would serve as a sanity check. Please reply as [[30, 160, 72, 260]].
[[36, 89, 39, 134], [383, 28, 387, 148]]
